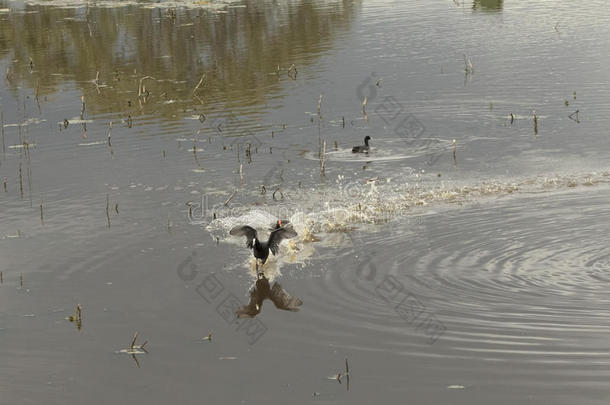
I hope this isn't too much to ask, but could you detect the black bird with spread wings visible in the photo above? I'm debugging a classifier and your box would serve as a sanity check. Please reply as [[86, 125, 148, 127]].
[[236, 273, 303, 318], [230, 220, 297, 271]]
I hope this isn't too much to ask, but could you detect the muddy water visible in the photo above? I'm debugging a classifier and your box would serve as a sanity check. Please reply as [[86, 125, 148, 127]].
[[1, 0, 610, 404]]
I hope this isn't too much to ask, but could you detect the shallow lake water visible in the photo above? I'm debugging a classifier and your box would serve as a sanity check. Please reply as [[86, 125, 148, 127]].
[[1, 0, 610, 403]]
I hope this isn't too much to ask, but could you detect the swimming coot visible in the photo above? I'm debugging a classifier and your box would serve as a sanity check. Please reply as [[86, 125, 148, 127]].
[[352, 136, 371, 153]]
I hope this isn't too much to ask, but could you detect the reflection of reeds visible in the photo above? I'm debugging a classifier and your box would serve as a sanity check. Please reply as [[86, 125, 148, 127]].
[[2, 177, 6, 192], [463, 54, 474, 74], [40, 199, 44, 225], [533, 110, 538, 135], [362, 97, 368, 122], [288, 64, 298, 80], [0, 271, 3, 284]]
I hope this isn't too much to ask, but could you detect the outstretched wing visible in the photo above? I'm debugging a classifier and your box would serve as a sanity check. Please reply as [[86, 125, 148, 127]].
[[268, 225, 297, 255], [230, 225, 258, 249], [269, 282, 303, 312]]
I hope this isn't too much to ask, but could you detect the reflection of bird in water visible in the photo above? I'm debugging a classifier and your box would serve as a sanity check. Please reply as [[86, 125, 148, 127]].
[[352, 135, 371, 153], [230, 220, 297, 272], [236, 273, 303, 318]]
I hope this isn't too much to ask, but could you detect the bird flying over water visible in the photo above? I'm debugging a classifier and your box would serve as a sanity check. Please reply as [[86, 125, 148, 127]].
[[230, 220, 297, 271]]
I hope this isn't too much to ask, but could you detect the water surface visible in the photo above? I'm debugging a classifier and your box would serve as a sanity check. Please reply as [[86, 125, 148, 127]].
[[1, 0, 610, 404]]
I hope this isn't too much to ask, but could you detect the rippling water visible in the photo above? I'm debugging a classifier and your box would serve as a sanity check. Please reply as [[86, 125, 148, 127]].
[[1, 0, 610, 404]]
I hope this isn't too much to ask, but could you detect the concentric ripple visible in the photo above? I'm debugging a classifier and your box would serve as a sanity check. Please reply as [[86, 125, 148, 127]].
[[300, 187, 610, 384]]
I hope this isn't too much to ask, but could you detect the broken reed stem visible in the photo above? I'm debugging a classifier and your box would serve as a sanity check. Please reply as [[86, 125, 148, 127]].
[[80, 95, 86, 119], [224, 190, 236, 206], [18, 161, 23, 199], [533, 110, 538, 135], [0, 271, 3, 284], [317, 94, 323, 118], [193, 73, 206, 95], [20, 273, 23, 288], [106, 194, 110, 228], [167, 214, 172, 233], [107, 122, 114, 157], [130, 332, 138, 350], [40, 198, 44, 225], [1, 110, 4, 156], [453, 139, 457, 166], [2, 177, 6, 192], [239, 164, 243, 183], [138, 76, 155, 97], [320, 139, 326, 174]]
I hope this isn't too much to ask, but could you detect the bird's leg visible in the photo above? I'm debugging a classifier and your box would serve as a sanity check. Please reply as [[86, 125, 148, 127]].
[[257, 259, 265, 277]]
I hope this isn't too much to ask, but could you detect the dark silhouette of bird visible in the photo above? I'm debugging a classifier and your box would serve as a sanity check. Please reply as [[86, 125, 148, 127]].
[[230, 220, 297, 271], [236, 273, 303, 317], [352, 136, 371, 153]]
